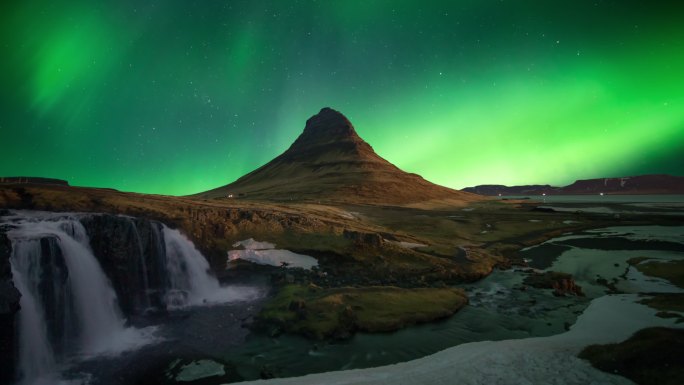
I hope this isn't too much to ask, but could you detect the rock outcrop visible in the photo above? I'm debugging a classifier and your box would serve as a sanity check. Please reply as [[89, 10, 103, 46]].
[[523, 271, 584, 297], [80, 215, 169, 316]]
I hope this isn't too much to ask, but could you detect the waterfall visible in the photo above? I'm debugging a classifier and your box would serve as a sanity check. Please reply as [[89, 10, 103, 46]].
[[128, 220, 152, 310], [162, 225, 255, 308], [9, 247, 56, 385], [7, 214, 155, 385], [4, 211, 261, 385]]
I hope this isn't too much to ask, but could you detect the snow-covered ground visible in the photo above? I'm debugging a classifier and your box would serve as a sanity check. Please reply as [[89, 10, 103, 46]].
[[232, 294, 681, 385], [227, 238, 318, 270], [391, 241, 427, 249]]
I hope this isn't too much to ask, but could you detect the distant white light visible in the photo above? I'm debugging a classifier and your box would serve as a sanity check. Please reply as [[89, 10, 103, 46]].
[[600, 192, 604, 196]]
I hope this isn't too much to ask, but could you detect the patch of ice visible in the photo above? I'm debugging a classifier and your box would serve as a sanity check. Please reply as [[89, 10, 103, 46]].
[[232, 238, 276, 250], [175, 360, 225, 382], [232, 295, 681, 385], [394, 241, 427, 249], [338, 211, 356, 219], [227, 249, 318, 270]]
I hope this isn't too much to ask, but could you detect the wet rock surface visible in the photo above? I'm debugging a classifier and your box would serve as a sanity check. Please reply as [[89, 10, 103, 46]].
[[80, 214, 169, 316], [523, 271, 585, 297]]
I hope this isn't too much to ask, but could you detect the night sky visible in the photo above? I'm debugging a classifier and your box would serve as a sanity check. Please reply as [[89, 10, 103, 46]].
[[1, 1, 682, 195]]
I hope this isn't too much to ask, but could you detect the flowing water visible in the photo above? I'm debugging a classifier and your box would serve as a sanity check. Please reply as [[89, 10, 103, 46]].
[[3, 211, 263, 385], [218, 224, 684, 382]]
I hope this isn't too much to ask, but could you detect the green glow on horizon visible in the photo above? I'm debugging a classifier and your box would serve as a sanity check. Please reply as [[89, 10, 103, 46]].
[[0, 0, 682, 195]]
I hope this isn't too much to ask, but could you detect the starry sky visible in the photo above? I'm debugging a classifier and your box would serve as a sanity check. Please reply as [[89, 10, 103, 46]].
[[1, 0, 683, 195]]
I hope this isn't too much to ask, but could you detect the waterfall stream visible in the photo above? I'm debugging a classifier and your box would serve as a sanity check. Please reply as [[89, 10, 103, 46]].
[[162, 225, 250, 307], [3, 211, 260, 385]]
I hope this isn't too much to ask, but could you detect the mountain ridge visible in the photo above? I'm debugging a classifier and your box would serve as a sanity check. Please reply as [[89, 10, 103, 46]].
[[462, 174, 684, 196]]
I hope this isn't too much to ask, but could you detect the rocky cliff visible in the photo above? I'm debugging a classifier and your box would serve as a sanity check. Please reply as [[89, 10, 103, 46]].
[[80, 215, 169, 316]]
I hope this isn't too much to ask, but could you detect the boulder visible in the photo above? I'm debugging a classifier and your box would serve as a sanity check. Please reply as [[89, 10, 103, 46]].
[[523, 271, 584, 296]]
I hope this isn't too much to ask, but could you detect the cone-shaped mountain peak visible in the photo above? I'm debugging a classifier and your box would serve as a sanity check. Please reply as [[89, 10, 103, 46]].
[[299, 107, 359, 143], [198, 108, 477, 204], [283, 107, 382, 164]]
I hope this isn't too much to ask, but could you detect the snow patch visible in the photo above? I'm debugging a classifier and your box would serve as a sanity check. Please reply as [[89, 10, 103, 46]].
[[393, 241, 427, 249], [227, 249, 318, 270], [232, 238, 276, 250]]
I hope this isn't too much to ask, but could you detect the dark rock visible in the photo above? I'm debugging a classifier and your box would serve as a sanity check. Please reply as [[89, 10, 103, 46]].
[[79, 214, 169, 316], [288, 299, 306, 311], [343, 230, 383, 248], [523, 271, 584, 296], [260, 365, 277, 379]]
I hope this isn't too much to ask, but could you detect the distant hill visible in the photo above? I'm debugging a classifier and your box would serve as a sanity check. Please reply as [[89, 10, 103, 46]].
[[0, 177, 69, 186], [197, 107, 479, 204], [462, 174, 684, 196]]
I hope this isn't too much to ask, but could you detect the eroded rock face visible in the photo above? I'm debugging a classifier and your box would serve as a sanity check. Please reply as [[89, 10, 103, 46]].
[[523, 271, 585, 297], [343, 230, 383, 248], [79, 215, 169, 316], [0, 231, 21, 383]]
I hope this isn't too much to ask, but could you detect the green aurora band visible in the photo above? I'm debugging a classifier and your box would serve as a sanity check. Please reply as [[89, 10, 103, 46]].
[[1, 0, 682, 195]]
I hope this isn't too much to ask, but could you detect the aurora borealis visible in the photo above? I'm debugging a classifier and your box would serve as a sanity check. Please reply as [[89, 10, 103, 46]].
[[1, 0, 682, 195]]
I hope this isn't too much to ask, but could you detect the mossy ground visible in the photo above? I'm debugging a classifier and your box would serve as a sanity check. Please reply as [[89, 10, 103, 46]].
[[638, 293, 684, 314], [579, 327, 684, 385], [633, 259, 684, 289], [256, 284, 467, 339]]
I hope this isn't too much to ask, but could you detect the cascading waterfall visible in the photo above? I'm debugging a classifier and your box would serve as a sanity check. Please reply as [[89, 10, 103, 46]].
[[7, 215, 153, 385], [128, 220, 152, 310], [162, 225, 256, 307], [3, 211, 260, 385]]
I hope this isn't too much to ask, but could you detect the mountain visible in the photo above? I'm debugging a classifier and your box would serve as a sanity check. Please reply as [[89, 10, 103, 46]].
[[462, 174, 684, 196], [198, 107, 478, 204]]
